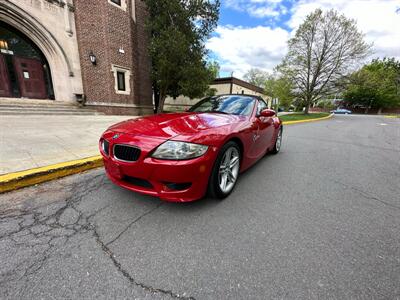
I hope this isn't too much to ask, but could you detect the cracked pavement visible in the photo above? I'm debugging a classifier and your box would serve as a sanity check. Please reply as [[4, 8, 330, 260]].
[[0, 114, 399, 299]]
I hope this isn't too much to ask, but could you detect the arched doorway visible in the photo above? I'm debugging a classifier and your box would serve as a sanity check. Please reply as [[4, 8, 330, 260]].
[[0, 21, 54, 99]]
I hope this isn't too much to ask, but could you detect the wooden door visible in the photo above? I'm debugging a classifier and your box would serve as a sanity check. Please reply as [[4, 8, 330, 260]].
[[0, 54, 12, 97], [13, 56, 47, 99]]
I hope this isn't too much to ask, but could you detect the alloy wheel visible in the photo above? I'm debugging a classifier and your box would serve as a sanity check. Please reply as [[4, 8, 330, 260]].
[[276, 129, 282, 152], [218, 147, 240, 193]]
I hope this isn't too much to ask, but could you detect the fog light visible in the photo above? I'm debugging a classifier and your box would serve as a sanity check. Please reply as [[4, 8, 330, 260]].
[[163, 182, 192, 191]]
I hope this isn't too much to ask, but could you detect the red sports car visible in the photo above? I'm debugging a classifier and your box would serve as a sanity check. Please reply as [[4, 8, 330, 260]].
[[99, 95, 282, 202]]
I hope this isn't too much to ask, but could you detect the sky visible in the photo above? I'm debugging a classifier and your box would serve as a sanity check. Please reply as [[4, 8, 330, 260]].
[[207, 0, 400, 78]]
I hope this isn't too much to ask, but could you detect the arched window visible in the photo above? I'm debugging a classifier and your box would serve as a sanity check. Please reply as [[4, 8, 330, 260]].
[[0, 21, 54, 99]]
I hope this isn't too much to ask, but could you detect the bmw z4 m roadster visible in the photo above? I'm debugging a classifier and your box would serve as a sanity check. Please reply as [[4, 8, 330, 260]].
[[99, 95, 282, 202]]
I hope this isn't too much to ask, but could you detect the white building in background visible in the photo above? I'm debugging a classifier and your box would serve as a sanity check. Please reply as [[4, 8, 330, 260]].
[[164, 77, 271, 111]]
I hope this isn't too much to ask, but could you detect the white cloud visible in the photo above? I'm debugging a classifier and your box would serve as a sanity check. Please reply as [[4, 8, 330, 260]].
[[210, 0, 400, 79], [250, 6, 280, 18], [207, 26, 289, 77], [224, 0, 286, 19], [288, 0, 400, 59]]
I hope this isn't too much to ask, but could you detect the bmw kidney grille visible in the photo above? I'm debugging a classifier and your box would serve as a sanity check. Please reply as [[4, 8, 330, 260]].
[[113, 144, 141, 162]]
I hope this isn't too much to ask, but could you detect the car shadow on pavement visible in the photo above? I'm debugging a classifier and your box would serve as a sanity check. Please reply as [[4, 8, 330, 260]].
[[107, 153, 276, 215], [107, 176, 220, 212]]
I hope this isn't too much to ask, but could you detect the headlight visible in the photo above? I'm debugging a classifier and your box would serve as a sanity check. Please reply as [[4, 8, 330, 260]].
[[151, 141, 208, 160]]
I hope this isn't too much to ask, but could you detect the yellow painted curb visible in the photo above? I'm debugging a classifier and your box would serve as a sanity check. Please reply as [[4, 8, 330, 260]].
[[282, 114, 333, 125], [0, 155, 103, 194], [384, 115, 399, 118]]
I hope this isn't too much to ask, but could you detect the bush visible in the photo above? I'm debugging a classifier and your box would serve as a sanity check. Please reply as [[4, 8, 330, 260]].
[[316, 100, 335, 110]]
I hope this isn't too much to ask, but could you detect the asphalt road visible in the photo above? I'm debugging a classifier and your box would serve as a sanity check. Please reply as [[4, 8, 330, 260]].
[[1, 115, 399, 299]]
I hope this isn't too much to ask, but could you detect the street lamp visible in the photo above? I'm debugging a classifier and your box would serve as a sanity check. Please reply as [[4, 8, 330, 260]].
[[89, 51, 97, 65]]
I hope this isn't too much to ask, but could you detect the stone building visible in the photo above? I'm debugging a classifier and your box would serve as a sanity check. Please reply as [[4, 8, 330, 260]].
[[0, 0, 153, 115]]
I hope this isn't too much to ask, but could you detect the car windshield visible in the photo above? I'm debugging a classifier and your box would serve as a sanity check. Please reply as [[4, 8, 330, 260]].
[[188, 95, 256, 116]]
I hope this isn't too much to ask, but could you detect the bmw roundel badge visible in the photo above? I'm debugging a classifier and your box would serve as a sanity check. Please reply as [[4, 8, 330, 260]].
[[112, 134, 120, 140]]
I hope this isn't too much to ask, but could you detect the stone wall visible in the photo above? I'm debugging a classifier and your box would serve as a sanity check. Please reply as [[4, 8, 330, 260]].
[[0, 0, 84, 102]]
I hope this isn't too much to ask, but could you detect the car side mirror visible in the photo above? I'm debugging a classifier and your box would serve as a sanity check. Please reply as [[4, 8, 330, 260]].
[[259, 109, 276, 117]]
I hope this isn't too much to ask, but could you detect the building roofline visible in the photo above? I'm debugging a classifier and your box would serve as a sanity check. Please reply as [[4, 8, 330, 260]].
[[212, 77, 265, 94]]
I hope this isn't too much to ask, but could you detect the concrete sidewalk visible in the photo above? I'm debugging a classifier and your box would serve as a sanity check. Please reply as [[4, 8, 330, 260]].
[[0, 115, 135, 174]]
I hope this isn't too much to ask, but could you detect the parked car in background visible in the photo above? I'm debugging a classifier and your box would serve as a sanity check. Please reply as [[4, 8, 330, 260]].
[[99, 95, 283, 202], [330, 108, 352, 114]]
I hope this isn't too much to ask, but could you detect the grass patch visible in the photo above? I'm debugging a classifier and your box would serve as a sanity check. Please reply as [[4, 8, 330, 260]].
[[279, 112, 330, 122]]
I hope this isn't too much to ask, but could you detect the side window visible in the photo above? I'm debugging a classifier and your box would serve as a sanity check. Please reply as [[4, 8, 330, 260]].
[[257, 100, 267, 115], [111, 65, 131, 95], [108, 0, 127, 11], [116, 71, 126, 91]]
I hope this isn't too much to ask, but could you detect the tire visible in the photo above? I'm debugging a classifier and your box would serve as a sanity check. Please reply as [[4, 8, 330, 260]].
[[270, 127, 282, 154], [208, 141, 241, 199]]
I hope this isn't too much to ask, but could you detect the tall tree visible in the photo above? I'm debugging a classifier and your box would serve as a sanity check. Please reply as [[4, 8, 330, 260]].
[[244, 68, 269, 88], [344, 58, 400, 113], [279, 9, 370, 113], [207, 60, 220, 79], [264, 75, 295, 110], [202, 61, 220, 97], [144, 0, 220, 113]]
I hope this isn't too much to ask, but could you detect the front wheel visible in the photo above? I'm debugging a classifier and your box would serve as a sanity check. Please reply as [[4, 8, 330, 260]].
[[208, 142, 241, 199], [270, 127, 282, 154]]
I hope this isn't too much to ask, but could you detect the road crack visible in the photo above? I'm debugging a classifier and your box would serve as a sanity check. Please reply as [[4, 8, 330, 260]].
[[333, 180, 400, 211], [1, 174, 195, 299], [106, 202, 164, 246], [93, 224, 195, 300]]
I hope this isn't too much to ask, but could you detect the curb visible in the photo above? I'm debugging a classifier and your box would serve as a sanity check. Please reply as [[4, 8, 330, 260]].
[[282, 113, 333, 125], [0, 156, 103, 194]]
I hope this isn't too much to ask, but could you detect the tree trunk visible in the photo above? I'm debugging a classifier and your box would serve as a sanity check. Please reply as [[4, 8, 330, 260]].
[[304, 104, 310, 114], [157, 93, 166, 114], [377, 107, 383, 115], [153, 83, 160, 114]]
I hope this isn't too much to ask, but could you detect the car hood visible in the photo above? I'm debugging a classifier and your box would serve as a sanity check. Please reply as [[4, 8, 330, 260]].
[[107, 112, 246, 140]]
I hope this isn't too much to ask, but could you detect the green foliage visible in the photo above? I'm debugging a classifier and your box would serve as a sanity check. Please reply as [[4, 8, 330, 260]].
[[204, 87, 218, 97], [279, 9, 370, 113], [264, 75, 295, 110], [316, 100, 335, 110], [279, 113, 330, 122], [244, 68, 269, 87], [144, 0, 220, 112], [344, 58, 400, 109], [207, 60, 220, 79]]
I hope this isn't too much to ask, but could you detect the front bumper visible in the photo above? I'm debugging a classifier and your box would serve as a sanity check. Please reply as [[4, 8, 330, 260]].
[[100, 132, 218, 202]]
